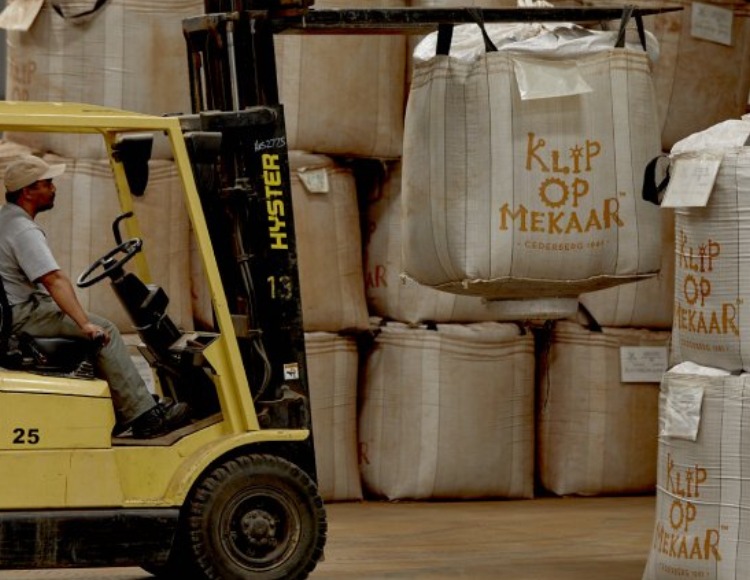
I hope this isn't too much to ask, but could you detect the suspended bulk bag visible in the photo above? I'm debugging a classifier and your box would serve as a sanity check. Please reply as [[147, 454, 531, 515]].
[[643, 367, 750, 580], [305, 332, 362, 502], [666, 119, 750, 372], [537, 321, 667, 496], [359, 321, 535, 500], [365, 160, 579, 323], [5, 0, 202, 158], [36, 154, 193, 333], [402, 20, 662, 299]]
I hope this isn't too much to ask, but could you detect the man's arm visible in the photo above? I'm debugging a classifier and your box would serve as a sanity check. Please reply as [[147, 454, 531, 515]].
[[36, 269, 110, 344]]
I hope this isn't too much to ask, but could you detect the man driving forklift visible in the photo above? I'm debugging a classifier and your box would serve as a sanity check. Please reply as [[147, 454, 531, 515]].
[[0, 155, 191, 439]]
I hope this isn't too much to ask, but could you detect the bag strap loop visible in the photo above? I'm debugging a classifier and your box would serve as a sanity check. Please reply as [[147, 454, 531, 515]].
[[467, 8, 498, 53], [52, 0, 109, 21], [642, 154, 671, 206], [435, 8, 498, 56], [436, 23, 454, 56], [615, 5, 648, 51]]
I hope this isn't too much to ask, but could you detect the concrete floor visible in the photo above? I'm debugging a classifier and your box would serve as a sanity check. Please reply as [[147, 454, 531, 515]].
[[0, 495, 656, 580]]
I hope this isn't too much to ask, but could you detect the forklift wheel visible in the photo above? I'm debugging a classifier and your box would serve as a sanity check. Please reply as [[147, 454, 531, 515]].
[[186, 453, 327, 580]]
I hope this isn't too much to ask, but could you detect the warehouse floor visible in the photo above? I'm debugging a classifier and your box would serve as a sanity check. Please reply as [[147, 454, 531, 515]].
[[0, 495, 655, 580]]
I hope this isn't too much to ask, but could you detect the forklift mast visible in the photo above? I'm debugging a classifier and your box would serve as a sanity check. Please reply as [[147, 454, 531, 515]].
[[179, 1, 322, 483]]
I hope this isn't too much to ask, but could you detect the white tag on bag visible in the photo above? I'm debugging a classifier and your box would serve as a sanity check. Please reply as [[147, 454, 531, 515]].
[[513, 57, 592, 100], [0, 0, 44, 31], [661, 154, 722, 208]]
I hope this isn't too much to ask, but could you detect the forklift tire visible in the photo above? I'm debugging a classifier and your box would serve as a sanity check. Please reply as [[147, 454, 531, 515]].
[[186, 453, 327, 580]]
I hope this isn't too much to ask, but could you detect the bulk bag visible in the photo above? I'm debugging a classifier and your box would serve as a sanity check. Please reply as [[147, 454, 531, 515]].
[[305, 332, 362, 502], [365, 160, 579, 323], [274, 0, 406, 159], [666, 119, 750, 372], [358, 321, 535, 500], [5, 0, 202, 158], [642, 366, 750, 580], [537, 321, 666, 496], [402, 20, 662, 299], [289, 152, 369, 332], [648, 0, 750, 151]]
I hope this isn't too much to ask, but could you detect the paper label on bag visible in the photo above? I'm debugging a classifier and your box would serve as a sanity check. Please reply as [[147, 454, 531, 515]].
[[620, 346, 668, 383], [513, 57, 592, 101], [691, 2, 734, 46], [661, 154, 722, 208], [298, 168, 330, 194], [661, 384, 704, 441], [0, 0, 44, 31]]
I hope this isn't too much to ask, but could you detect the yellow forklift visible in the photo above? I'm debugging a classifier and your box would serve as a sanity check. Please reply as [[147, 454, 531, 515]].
[[0, 100, 326, 579], [0, 2, 679, 579]]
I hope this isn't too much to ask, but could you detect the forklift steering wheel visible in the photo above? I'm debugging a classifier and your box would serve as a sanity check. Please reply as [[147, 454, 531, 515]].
[[76, 238, 143, 288]]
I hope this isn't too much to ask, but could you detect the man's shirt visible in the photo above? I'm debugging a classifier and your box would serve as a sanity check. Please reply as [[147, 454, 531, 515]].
[[0, 203, 59, 305]]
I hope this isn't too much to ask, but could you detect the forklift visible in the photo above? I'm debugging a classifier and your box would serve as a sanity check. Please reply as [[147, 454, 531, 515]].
[[0, 2, 679, 579]]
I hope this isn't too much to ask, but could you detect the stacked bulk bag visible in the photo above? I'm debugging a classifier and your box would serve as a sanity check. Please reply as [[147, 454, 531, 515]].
[[305, 332, 362, 502], [647, 0, 750, 151], [365, 160, 579, 323], [359, 321, 535, 500], [274, 0, 406, 159], [537, 321, 667, 496], [642, 366, 750, 580], [666, 119, 750, 372], [289, 152, 369, 332], [402, 20, 662, 299], [5, 0, 202, 158], [36, 154, 193, 333]]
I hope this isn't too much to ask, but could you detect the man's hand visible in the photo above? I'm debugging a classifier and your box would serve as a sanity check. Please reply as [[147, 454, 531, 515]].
[[81, 322, 111, 346], [37, 270, 111, 345]]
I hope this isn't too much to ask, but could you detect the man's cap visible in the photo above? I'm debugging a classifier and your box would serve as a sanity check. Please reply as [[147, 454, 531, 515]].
[[4, 155, 66, 192]]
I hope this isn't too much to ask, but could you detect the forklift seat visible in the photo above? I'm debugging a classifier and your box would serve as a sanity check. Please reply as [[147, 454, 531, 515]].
[[0, 278, 96, 377]]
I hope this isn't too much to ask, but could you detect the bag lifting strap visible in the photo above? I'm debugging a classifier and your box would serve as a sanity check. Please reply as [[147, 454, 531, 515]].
[[52, 0, 109, 21], [615, 5, 647, 51], [436, 7, 499, 56]]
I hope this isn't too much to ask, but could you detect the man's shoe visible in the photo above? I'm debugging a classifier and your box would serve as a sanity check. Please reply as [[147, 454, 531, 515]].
[[131, 400, 192, 439]]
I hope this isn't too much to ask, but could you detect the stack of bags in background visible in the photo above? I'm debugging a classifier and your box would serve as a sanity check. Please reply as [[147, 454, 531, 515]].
[[641, 118, 750, 580], [2, 0, 750, 511]]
